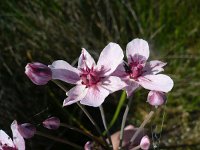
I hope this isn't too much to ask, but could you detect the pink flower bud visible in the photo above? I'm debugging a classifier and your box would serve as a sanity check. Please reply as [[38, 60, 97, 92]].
[[140, 135, 150, 150], [147, 91, 166, 107], [18, 123, 36, 139], [25, 62, 52, 85], [84, 141, 92, 150], [43, 117, 60, 130]]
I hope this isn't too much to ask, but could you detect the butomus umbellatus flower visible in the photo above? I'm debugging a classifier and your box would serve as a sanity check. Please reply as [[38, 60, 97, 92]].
[[49, 43, 126, 107], [113, 38, 174, 97]]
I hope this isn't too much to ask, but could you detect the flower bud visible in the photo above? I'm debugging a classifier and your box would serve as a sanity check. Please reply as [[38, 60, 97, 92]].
[[147, 91, 166, 107], [84, 141, 92, 150], [25, 62, 52, 85], [18, 123, 36, 139], [43, 117, 60, 130], [140, 135, 150, 150]]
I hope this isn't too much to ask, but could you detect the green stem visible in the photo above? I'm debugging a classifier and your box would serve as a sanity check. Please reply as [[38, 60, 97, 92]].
[[129, 111, 154, 146], [119, 96, 133, 150], [36, 131, 82, 150], [103, 91, 126, 136], [99, 105, 113, 149]]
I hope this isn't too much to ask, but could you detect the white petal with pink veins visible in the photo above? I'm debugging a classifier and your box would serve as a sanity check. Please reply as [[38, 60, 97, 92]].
[[0, 130, 15, 148], [101, 76, 127, 93], [63, 85, 88, 106], [138, 74, 174, 93], [49, 60, 81, 84], [97, 43, 124, 76], [125, 80, 140, 97], [11, 120, 25, 150], [49, 60, 80, 74], [111, 61, 127, 78], [80, 86, 110, 107], [78, 48, 96, 69], [126, 39, 149, 63], [143, 60, 167, 75]]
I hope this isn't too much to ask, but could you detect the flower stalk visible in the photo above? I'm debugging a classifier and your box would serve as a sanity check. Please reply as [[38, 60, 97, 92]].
[[99, 105, 113, 149], [35, 131, 82, 149], [129, 111, 154, 146], [119, 95, 133, 150]]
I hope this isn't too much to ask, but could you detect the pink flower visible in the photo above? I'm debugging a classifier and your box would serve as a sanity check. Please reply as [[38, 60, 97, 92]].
[[147, 91, 166, 107], [49, 43, 126, 107], [25, 62, 52, 85], [140, 135, 150, 150], [113, 38, 174, 97], [0, 120, 25, 150]]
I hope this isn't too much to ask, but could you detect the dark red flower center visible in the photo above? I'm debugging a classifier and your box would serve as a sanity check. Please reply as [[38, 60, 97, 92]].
[[125, 55, 146, 79], [80, 66, 101, 87]]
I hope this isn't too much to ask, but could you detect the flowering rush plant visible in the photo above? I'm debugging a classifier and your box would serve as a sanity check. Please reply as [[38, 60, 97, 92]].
[[1, 38, 173, 150]]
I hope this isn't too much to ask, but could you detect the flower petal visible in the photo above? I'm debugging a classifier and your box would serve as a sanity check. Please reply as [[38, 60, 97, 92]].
[[101, 76, 127, 93], [78, 48, 96, 69], [126, 39, 149, 63], [80, 86, 109, 107], [111, 61, 127, 78], [138, 74, 174, 92], [11, 120, 25, 150], [63, 85, 88, 106], [49, 60, 80, 84], [0, 130, 15, 148], [125, 80, 139, 97], [97, 43, 124, 76], [143, 60, 167, 75]]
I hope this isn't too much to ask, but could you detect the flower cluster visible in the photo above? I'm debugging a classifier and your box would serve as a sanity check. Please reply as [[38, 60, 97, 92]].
[[22, 38, 174, 150], [25, 38, 173, 108]]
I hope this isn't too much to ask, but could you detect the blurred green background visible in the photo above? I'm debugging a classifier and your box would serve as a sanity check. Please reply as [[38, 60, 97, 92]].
[[0, 0, 200, 149]]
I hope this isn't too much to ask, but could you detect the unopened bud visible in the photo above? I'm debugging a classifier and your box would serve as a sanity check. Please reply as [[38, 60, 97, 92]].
[[140, 135, 150, 150], [84, 141, 92, 150], [43, 117, 60, 130], [25, 62, 52, 85], [147, 91, 166, 107], [18, 123, 36, 139]]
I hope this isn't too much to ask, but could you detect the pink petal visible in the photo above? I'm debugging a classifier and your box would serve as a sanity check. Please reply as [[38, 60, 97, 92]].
[[80, 85, 109, 107], [147, 91, 166, 107], [49, 60, 81, 84], [143, 60, 167, 75], [138, 74, 174, 93], [126, 39, 149, 63], [101, 76, 127, 93], [11, 120, 25, 150], [0, 130, 15, 148], [140, 135, 150, 150], [125, 80, 139, 97], [97, 43, 124, 76], [18, 123, 36, 139], [78, 48, 96, 69], [63, 85, 88, 106], [111, 61, 127, 78]]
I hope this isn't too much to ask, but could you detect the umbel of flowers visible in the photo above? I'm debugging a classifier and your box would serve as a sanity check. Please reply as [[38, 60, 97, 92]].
[[8, 38, 174, 150]]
